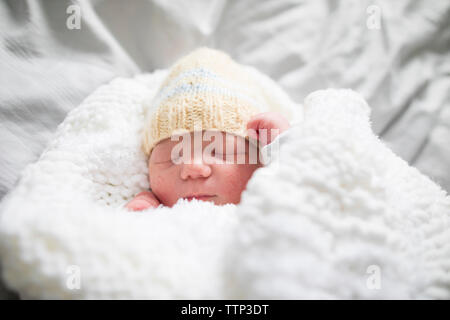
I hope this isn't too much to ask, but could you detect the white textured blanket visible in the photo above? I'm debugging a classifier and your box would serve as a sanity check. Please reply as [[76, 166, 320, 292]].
[[0, 70, 448, 299]]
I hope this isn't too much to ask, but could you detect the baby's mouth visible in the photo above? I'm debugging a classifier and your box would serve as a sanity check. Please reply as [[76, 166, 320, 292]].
[[184, 194, 216, 201]]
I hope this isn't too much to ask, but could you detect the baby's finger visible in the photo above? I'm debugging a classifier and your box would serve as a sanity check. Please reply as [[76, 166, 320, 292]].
[[246, 127, 259, 142], [247, 116, 260, 129], [125, 199, 152, 211], [125, 191, 160, 211], [246, 117, 263, 141]]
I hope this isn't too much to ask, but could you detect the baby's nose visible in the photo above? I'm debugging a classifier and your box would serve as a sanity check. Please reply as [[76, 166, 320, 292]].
[[180, 160, 212, 180]]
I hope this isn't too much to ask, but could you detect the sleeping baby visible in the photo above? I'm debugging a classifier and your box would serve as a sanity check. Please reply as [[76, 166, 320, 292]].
[[125, 48, 290, 211]]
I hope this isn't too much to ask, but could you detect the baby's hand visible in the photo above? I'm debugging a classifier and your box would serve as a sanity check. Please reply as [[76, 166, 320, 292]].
[[247, 112, 290, 146], [125, 191, 161, 211]]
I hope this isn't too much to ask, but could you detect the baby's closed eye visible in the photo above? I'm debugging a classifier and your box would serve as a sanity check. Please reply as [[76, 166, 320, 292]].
[[211, 149, 247, 156]]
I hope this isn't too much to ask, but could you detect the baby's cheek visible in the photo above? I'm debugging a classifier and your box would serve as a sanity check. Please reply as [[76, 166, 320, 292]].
[[150, 173, 168, 198], [150, 174, 163, 191], [229, 170, 249, 188], [150, 171, 181, 206], [218, 165, 258, 201]]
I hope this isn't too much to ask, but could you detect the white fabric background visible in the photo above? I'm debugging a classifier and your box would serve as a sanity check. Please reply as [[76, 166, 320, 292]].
[[0, 0, 449, 298]]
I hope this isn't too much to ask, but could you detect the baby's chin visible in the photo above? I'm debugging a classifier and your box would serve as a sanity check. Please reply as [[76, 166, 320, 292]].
[[170, 195, 237, 207]]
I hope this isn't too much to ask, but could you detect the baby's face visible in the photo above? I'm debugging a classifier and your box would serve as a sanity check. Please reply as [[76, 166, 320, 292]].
[[148, 131, 262, 207]]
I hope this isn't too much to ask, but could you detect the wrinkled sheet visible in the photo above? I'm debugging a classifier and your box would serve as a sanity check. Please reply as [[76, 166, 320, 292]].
[[0, 0, 449, 298]]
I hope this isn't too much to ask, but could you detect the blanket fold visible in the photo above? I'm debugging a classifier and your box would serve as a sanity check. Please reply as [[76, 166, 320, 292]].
[[0, 70, 448, 299]]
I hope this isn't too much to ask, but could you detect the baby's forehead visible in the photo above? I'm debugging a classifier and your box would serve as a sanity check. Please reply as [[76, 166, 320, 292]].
[[152, 130, 250, 153], [158, 130, 240, 145]]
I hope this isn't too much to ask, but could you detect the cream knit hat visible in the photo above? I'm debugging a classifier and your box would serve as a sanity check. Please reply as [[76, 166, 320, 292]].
[[142, 47, 275, 156]]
